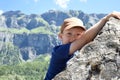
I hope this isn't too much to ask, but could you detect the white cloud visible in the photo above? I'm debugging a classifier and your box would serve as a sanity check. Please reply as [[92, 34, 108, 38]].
[[0, 10, 3, 15], [80, 0, 87, 3], [55, 0, 70, 9]]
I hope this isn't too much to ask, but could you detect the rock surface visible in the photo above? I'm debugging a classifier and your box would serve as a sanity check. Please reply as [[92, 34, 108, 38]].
[[53, 17, 120, 80]]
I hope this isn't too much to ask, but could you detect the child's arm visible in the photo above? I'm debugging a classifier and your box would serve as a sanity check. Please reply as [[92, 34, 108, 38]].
[[69, 11, 120, 55]]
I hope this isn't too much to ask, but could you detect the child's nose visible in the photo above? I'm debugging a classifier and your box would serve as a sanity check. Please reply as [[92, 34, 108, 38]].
[[70, 35, 77, 42]]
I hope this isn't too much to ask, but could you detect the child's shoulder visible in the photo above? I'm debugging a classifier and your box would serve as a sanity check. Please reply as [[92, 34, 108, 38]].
[[54, 43, 71, 50], [52, 43, 71, 55]]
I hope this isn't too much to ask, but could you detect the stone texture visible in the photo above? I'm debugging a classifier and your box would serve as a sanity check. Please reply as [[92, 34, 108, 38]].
[[53, 17, 120, 80], [13, 33, 58, 60]]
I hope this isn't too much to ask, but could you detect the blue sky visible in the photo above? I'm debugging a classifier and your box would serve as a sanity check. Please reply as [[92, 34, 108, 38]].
[[0, 0, 120, 15]]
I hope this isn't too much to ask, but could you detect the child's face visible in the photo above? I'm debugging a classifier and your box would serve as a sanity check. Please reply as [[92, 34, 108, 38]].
[[59, 27, 85, 44]]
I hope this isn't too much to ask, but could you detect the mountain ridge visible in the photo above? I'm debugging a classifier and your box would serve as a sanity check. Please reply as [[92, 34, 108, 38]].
[[0, 10, 106, 62]]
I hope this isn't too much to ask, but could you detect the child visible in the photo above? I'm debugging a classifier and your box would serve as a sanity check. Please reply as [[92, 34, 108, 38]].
[[44, 11, 120, 80]]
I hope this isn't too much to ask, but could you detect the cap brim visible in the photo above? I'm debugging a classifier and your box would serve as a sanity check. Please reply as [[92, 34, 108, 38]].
[[65, 24, 86, 31]]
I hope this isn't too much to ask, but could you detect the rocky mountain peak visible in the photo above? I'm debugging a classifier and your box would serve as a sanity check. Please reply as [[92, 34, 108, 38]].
[[53, 17, 120, 80], [0, 10, 107, 62], [2, 10, 24, 17]]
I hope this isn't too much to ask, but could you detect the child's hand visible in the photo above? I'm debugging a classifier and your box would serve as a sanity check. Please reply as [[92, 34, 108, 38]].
[[106, 11, 120, 20]]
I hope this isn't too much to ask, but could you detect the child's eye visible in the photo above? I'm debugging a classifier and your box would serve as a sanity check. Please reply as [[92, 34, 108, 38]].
[[67, 33, 72, 35], [66, 33, 72, 36], [77, 33, 80, 36]]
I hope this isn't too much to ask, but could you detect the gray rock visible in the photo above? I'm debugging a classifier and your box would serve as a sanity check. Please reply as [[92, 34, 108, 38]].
[[53, 17, 120, 80], [13, 33, 59, 60]]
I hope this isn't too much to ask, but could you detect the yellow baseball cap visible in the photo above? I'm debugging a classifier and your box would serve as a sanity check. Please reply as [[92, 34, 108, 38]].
[[60, 17, 86, 33]]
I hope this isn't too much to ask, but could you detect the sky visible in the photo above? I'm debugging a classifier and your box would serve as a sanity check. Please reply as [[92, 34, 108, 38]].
[[0, 0, 120, 15]]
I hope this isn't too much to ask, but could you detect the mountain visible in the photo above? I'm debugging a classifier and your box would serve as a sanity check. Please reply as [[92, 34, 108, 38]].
[[0, 10, 106, 63], [53, 17, 120, 80]]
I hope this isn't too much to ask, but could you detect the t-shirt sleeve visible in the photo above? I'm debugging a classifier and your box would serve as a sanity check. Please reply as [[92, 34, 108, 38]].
[[52, 43, 73, 61]]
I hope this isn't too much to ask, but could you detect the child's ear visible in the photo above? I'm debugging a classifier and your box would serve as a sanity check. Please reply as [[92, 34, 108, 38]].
[[58, 33, 62, 40]]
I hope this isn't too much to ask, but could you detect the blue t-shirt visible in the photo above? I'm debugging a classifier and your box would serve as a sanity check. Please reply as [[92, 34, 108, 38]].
[[44, 43, 73, 80]]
